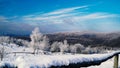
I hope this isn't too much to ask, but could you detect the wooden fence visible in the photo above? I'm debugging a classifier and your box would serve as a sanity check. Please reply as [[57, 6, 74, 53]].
[[51, 52, 120, 68], [7, 52, 120, 68]]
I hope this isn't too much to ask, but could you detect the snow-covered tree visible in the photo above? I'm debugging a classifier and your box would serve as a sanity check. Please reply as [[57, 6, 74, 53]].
[[75, 44, 85, 53], [39, 36, 49, 51], [59, 40, 69, 53], [30, 27, 49, 54], [0, 36, 10, 44], [82, 46, 100, 54], [82, 46, 91, 54], [70, 45, 77, 53], [30, 27, 41, 54], [0, 36, 29, 47], [50, 42, 60, 52], [70, 43, 85, 54], [0, 46, 6, 61]]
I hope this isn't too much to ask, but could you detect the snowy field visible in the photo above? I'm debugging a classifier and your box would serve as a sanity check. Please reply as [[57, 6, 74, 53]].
[[0, 43, 120, 68]]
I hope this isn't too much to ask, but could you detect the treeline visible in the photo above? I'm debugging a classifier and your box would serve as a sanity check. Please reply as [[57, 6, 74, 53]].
[[0, 27, 115, 55], [0, 36, 29, 47], [7, 32, 120, 48]]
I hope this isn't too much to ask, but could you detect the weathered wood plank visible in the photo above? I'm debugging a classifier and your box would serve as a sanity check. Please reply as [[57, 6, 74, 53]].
[[114, 54, 119, 68]]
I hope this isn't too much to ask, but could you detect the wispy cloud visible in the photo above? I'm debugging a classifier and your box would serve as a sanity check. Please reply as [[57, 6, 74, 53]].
[[22, 6, 85, 24], [72, 13, 117, 22], [1, 5, 118, 26], [43, 6, 88, 15], [25, 14, 75, 20], [23, 5, 118, 24]]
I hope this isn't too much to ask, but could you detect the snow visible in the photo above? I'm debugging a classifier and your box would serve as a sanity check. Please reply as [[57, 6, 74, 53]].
[[15, 56, 26, 68], [1, 51, 120, 68], [87, 54, 120, 68], [87, 58, 113, 68], [0, 43, 120, 68]]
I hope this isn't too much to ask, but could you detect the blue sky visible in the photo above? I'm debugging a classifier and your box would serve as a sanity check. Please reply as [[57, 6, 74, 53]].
[[0, 0, 120, 34]]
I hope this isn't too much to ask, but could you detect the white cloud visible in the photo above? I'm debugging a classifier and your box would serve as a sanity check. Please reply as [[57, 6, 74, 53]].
[[23, 6, 85, 24], [43, 6, 88, 16], [23, 6, 118, 24], [25, 14, 75, 20], [72, 13, 117, 22]]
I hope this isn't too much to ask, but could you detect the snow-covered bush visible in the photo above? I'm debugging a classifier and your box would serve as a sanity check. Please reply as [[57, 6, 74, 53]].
[[30, 27, 49, 54]]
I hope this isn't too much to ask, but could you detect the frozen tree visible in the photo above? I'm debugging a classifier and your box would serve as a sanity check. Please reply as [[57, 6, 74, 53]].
[[0, 36, 29, 47], [0, 36, 10, 44], [0, 46, 6, 61], [75, 44, 85, 53], [50, 42, 60, 52], [59, 40, 69, 53], [30, 27, 49, 54], [30, 27, 41, 54], [70, 45, 77, 54], [39, 36, 49, 51], [82, 46, 92, 54], [15, 39, 29, 47], [58, 42, 64, 53], [70, 43, 85, 54], [63, 40, 69, 52], [83, 46, 100, 54]]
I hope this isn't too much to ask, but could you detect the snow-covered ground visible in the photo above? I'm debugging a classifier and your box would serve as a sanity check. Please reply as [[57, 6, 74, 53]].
[[0, 53, 116, 68], [0, 43, 120, 68], [87, 57, 114, 68]]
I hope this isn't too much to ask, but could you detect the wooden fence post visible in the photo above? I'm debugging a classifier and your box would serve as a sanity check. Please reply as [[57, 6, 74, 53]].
[[114, 54, 119, 68]]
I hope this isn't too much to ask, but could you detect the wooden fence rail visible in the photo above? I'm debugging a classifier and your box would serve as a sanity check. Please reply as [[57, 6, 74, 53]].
[[50, 52, 120, 68], [114, 54, 119, 68], [6, 52, 120, 68]]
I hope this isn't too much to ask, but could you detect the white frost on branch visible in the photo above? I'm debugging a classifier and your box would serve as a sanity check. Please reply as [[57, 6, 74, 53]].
[[30, 27, 49, 54]]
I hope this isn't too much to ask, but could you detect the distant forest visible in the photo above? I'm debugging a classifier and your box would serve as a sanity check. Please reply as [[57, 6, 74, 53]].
[[7, 32, 120, 48]]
